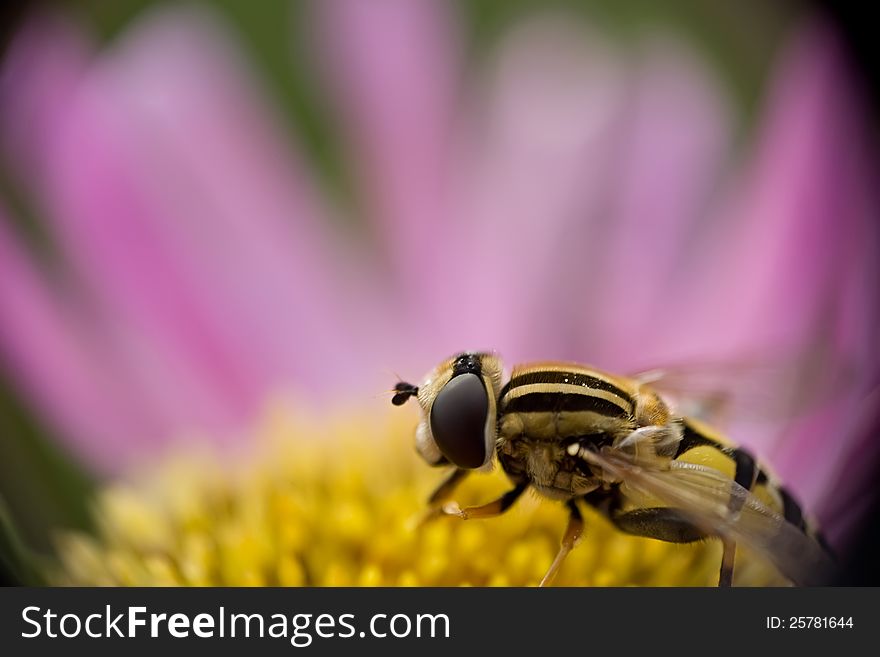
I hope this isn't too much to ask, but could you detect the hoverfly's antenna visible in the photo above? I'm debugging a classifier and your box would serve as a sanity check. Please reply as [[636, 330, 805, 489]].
[[391, 381, 419, 406]]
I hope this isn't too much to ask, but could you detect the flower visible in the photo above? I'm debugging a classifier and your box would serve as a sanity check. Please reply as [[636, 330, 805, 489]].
[[0, 0, 878, 577], [52, 404, 786, 586]]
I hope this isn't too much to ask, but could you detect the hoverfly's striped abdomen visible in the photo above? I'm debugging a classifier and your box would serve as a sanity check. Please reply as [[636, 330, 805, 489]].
[[673, 417, 824, 544]]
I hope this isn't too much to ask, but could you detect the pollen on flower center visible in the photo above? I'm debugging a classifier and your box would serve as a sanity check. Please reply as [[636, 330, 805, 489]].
[[52, 404, 786, 587]]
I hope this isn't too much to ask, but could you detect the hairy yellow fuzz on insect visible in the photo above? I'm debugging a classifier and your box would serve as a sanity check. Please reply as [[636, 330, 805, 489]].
[[52, 404, 786, 586]]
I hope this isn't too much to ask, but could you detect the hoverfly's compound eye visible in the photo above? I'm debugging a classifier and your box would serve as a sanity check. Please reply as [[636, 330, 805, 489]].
[[429, 373, 489, 469]]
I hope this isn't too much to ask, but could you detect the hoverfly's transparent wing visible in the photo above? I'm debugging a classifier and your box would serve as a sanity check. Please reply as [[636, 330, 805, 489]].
[[580, 447, 834, 586], [629, 350, 851, 431]]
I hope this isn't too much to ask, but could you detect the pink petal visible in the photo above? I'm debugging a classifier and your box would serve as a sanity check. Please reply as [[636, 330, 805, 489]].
[[443, 16, 629, 366], [3, 6, 389, 438], [315, 0, 459, 311], [434, 21, 732, 376], [2, 13, 245, 444], [0, 213, 163, 471], [815, 386, 880, 545], [89, 6, 386, 397], [41, 76, 260, 438], [577, 37, 733, 370], [0, 12, 91, 182], [661, 21, 875, 367]]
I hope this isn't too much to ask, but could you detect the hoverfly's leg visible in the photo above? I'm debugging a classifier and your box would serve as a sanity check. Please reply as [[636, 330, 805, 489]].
[[584, 483, 706, 543], [609, 507, 707, 543], [610, 508, 738, 586], [539, 500, 584, 588], [442, 481, 528, 519], [428, 468, 469, 505], [417, 468, 470, 526], [718, 539, 736, 587]]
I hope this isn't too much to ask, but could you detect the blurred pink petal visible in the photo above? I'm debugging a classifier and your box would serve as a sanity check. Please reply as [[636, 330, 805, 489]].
[[817, 386, 880, 545], [0, 214, 163, 469], [84, 6, 386, 396], [2, 12, 252, 443], [0, 8, 401, 469], [444, 16, 628, 364], [316, 0, 459, 311], [664, 22, 874, 362], [4, 7, 387, 427], [578, 38, 734, 369], [0, 13, 90, 181], [32, 56, 260, 437]]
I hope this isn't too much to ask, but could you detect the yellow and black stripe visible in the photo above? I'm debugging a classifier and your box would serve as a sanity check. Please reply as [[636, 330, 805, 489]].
[[494, 362, 824, 547], [674, 417, 823, 542], [499, 364, 635, 418]]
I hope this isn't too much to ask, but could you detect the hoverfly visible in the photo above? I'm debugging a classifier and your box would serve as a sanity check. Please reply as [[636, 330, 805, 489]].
[[392, 352, 833, 586]]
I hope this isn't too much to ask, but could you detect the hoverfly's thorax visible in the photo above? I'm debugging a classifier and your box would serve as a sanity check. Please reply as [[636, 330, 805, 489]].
[[496, 362, 639, 444]]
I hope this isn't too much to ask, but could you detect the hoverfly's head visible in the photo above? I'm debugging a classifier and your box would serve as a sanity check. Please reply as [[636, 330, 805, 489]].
[[392, 352, 504, 471]]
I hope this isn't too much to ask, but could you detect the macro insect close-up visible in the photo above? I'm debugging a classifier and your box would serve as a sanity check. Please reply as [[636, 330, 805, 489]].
[[393, 352, 834, 587], [0, 0, 878, 604]]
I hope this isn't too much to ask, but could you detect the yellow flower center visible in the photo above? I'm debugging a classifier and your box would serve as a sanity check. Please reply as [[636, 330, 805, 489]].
[[52, 403, 785, 586]]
